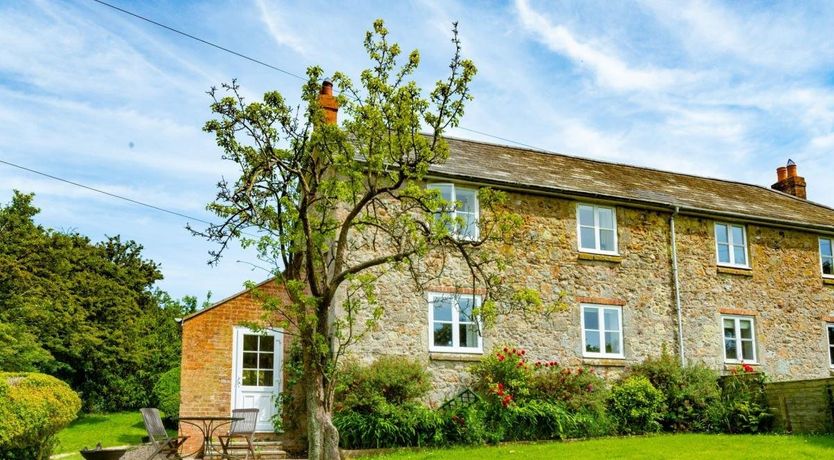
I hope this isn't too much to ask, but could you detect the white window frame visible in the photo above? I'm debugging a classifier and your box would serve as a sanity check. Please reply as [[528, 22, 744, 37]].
[[576, 203, 619, 255], [427, 183, 480, 241], [721, 315, 757, 364], [714, 222, 750, 268], [827, 324, 834, 369], [580, 304, 624, 359], [427, 292, 483, 354], [820, 237, 834, 279]]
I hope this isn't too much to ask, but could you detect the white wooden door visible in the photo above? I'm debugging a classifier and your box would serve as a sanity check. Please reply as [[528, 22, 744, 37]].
[[232, 327, 283, 432]]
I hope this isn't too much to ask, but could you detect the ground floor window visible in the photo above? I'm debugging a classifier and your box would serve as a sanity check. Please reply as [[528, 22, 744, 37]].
[[581, 304, 623, 358], [722, 315, 757, 363], [828, 324, 834, 368], [428, 292, 482, 353]]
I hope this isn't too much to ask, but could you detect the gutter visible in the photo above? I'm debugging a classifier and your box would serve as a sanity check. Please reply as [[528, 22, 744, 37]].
[[670, 206, 685, 366]]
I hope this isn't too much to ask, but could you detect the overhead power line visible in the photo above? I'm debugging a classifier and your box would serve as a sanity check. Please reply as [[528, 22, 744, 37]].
[[89, 0, 545, 152], [0, 158, 215, 225], [91, 0, 307, 81]]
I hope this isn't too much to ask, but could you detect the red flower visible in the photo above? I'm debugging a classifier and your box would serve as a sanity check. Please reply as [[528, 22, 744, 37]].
[[497, 354, 505, 362], [497, 383, 504, 391], [503, 347, 509, 353], [520, 349, 526, 356], [742, 363, 754, 373], [512, 348, 517, 355]]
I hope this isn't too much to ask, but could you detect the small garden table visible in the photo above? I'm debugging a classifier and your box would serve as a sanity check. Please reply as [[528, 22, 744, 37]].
[[177, 415, 243, 459]]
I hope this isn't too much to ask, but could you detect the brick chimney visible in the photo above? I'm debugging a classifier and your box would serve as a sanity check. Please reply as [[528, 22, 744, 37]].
[[318, 80, 339, 125], [771, 159, 807, 199]]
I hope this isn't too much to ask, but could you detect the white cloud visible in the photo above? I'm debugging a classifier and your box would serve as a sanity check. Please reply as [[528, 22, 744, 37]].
[[514, 0, 693, 92], [254, 0, 309, 56]]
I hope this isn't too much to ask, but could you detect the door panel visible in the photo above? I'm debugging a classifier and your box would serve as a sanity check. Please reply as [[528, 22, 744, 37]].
[[232, 327, 283, 432]]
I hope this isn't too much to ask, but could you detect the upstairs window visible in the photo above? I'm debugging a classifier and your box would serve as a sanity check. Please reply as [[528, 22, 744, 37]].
[[821, 238, 834, 277], [428, 293, 482, 353], [428, 184, 479, 240], [722, 315, 757, 363], [581, 304, 624, 359], [577, 204, 617, 254], [715, 223, 749, 268]]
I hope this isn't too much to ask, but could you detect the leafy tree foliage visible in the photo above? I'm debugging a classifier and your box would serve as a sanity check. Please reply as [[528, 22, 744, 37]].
[[0, 191, 198, 411], [196, 20, 554, 459]]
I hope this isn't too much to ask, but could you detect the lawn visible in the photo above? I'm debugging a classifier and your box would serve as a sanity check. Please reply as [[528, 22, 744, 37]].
[[374, 434, 834, 460], [55, 411, 172, 460]]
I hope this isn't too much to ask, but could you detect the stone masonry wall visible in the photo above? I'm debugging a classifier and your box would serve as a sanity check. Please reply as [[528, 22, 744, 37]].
[[765, 377, 834, 433], [179, 282, 299, 453], [675, 216, 834, 379], [345, 190, 834, 403]]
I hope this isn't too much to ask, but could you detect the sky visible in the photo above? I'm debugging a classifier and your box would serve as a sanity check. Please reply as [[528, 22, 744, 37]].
[[1, 0, 834, 300]]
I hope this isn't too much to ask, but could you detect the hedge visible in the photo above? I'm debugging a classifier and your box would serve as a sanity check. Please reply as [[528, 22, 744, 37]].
[[0, 372, 81, 459]]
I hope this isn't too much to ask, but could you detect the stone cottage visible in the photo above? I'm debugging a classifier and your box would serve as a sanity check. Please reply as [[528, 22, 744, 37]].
[[178, 87, 834, 450]]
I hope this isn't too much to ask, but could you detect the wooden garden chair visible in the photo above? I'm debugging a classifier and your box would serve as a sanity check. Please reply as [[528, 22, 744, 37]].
[[140, 408, 188, 459], [217, 408, 260, 459]]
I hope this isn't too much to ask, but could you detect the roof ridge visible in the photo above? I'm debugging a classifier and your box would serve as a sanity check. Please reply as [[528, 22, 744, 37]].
[[441, 134, 828, 207]]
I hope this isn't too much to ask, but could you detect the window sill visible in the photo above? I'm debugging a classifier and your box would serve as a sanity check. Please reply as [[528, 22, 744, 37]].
[[723, 362, 760, 370], [582, 357, 627, 367], [823, 278, 834, 286], [429, 352, 483, 362], [578, 252, 623, 263], [717, 266, 753, 277]]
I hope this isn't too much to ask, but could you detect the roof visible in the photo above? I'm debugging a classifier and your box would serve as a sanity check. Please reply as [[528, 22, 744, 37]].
[[431, 137, 834, 232], [180, 277, 277, 323]]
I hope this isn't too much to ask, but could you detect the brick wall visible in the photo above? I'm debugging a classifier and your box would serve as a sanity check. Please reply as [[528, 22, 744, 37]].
[[179, 280, 298, 453], [766, 377, 834, 433]]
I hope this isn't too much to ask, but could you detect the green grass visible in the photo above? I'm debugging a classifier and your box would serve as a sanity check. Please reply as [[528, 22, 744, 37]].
[[55, 411, 173, 460], [373, 434, 834, 460]]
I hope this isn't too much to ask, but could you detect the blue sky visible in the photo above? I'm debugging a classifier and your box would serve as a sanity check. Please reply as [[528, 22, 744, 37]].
[[2, 0, 834, 300]]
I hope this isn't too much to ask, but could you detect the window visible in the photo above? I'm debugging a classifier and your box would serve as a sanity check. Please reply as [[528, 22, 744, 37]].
[[581, 304, 623, 358], [241, 334, 275, 386], [715, 223, 749, 268], [722, 316, 756, 363], [427, 184, 479, 240], [820, 238, 834, 277], [428, 293, 482, 353], [577, 204, 617, 254], [828, 324, 834, 368]]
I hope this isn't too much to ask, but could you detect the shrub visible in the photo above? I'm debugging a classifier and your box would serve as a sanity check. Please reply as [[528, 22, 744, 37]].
[[337, 356, 432, 413], [711, 365, 774, 434], [528, 364, 608, 416], [470, 347, 533, 406], [334, 356, 439, 449], [439, 404, 491, 446], [0, 372, 81, 460], [628, 351, 721, 432], [153, 366, 181, 420], [609, 375, 665, 434], [334, 403, 443, 449]]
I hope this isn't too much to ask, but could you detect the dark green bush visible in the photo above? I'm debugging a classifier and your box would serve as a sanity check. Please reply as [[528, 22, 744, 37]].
[[711, 366, 774, 433], [334, 403, 443, 449], [334, 356, 439, 449], [528, 365, 609, 416], [628, 351, 721, 432], [0, 372, 81, 460], [609, 375, 665, 434], [153, 366, 181, 419], [337, 356, 432, 412], [439, 404, 492, 446]]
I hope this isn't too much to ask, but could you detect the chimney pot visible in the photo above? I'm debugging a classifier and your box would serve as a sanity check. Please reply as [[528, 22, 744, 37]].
[[317, 80, 339, 125], [320, 80, 333, 96], [786, 162, 798, 179], [776, 166, 787, 182]]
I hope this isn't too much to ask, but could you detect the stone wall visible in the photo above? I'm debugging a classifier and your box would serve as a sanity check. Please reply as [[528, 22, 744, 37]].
[[765, 377, 834, 433], [675, 216, 834, 379], [345, 189, 834, 403], [179, 281, 301, 454]]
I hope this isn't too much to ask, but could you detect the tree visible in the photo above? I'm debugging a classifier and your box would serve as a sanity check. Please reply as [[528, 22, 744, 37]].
[[197, 20, 550, 459], [0, 191, 198, 410]]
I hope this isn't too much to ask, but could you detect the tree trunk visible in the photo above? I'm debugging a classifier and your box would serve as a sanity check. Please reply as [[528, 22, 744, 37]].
[[304, 351, 340, 460]]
